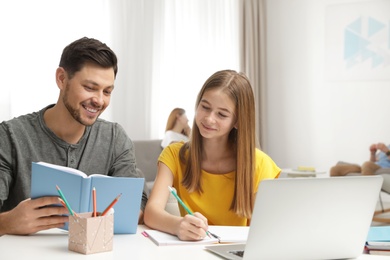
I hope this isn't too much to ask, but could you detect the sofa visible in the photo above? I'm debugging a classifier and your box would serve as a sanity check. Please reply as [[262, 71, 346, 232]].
[[133, 139, 163, 192], [334, 161, 390, 223], [133, 139, 179, 215]]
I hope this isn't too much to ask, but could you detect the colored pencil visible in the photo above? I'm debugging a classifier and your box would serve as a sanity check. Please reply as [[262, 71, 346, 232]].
[[92, 187, 97, 217], [58, 198, 78, 217], [101, 193, 122, 216], [168, 186, 213, 238], [56, 185, 74, 216], [168, 186, 193, 215]]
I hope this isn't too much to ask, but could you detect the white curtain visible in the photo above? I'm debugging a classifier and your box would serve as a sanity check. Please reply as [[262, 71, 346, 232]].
[[239, 0, 268, 150], [2, 1, 248, 142], [109, 0, 241, 140]]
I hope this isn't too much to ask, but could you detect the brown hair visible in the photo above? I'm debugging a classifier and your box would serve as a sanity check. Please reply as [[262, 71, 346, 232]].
[[165, 108, 190, 137], [179, 70, 256, 218], [59, 37, 118, 79]]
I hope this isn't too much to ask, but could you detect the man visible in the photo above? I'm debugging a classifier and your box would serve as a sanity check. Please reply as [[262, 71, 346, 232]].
[[0, 37, 148, 235]]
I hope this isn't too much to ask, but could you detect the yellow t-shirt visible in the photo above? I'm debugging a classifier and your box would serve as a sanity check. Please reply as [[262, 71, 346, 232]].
[[158, 142, 281, 226]]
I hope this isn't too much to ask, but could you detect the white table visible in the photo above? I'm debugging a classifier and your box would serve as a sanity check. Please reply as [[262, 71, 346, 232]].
[[1, 225, 218, 260], [1, 225, 388, 260]]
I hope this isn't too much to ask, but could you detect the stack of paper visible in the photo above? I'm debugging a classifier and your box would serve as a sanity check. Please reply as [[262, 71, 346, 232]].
[[366, 226, 390, 255]]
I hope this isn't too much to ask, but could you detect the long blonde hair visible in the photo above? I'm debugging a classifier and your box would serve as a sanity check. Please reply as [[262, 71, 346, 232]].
[[165, 108, 190, 137], [179, 70, 256, 218]]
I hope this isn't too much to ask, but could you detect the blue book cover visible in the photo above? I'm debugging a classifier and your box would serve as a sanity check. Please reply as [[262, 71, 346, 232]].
[[30, 162, 144, 234], [367, 226, 390, 242]]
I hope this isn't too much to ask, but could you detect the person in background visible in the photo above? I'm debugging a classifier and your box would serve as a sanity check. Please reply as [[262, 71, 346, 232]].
[[161, 108, 191, 148], [330, 142, 390, 176], [144, 69, 280, 241], [0, 37, 148, 236]]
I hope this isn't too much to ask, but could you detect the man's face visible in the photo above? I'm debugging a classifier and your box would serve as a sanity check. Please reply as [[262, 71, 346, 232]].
[[61, 63, 115, 126]]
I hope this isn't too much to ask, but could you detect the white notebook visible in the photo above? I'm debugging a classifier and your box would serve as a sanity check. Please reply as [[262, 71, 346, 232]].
[[143, 225, 249, 246]]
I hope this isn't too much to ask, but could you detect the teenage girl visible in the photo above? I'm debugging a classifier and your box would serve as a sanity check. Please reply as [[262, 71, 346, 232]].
[[144, 70, 280, 241]]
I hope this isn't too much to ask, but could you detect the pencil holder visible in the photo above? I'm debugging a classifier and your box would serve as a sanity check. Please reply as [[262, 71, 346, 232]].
[[68, 212, 114, 255]]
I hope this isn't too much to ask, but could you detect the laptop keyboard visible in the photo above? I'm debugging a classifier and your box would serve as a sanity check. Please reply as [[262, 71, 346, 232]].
[[229, 250, 244, 257]]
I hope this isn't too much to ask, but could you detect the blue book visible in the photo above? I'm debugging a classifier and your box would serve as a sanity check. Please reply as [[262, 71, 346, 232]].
[[30, 162, 144, 234], [367, 226, 390, 245]]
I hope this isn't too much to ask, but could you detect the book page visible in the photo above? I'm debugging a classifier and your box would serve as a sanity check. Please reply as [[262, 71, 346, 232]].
[[143, 226, 249, 246], [36, 162, 88, 178], [208, 226, 249, 243], [143, 230, 219, 246]]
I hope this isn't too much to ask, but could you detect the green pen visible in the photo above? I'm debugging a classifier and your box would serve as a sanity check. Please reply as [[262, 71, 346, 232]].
[[168, 186, 214, 238]]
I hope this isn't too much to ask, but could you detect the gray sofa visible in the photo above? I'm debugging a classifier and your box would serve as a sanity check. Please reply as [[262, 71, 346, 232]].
[[133, 139, 179, 215], [133, 139, 163, 191], [335, 161, 390, 194]]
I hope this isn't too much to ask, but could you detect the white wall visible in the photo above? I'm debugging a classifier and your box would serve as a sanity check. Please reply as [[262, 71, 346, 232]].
[[0, 0, 110, 121], [265, 0, 390, 171], [3, 0, 389, 174]]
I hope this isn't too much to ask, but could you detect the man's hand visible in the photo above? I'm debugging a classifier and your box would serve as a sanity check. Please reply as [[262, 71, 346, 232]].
[[0, 197, 69, 235]]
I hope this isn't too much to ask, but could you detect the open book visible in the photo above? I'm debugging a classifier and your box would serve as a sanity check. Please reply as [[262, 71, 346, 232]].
[[143, 226, 249, 246], [30, 162, 144, 234]]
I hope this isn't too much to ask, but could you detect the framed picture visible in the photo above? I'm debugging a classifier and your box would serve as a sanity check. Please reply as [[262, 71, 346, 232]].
[[325, 0, 390, 81]]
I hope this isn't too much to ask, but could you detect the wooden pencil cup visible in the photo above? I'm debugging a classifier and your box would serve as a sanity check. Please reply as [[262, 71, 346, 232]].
[[68, 212, 114, 254]]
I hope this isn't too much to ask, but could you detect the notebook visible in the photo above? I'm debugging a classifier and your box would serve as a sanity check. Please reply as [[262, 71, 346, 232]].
[[205, 176, 383, 260], [143, 225, 249, 246]]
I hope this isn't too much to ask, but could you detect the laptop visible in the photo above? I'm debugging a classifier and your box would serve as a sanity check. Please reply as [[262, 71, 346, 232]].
[[205, 176, 383, 260]]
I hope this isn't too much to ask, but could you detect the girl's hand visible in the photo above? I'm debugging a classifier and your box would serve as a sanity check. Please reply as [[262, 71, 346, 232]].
[[175, 212, 208, 241]]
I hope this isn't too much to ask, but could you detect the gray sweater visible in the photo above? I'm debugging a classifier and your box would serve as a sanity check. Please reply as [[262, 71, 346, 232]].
[[0, 105, 147, 212]]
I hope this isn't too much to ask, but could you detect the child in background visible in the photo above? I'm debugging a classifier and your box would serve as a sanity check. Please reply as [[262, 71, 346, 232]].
[[144, 70, 280, 241], [330, 142, 390, 176], [161, 108, 191, 148]]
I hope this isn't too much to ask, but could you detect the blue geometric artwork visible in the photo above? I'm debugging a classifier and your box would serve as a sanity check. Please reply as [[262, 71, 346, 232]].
[[325, 1, 390, 80], [344, 16, 389, 69]]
